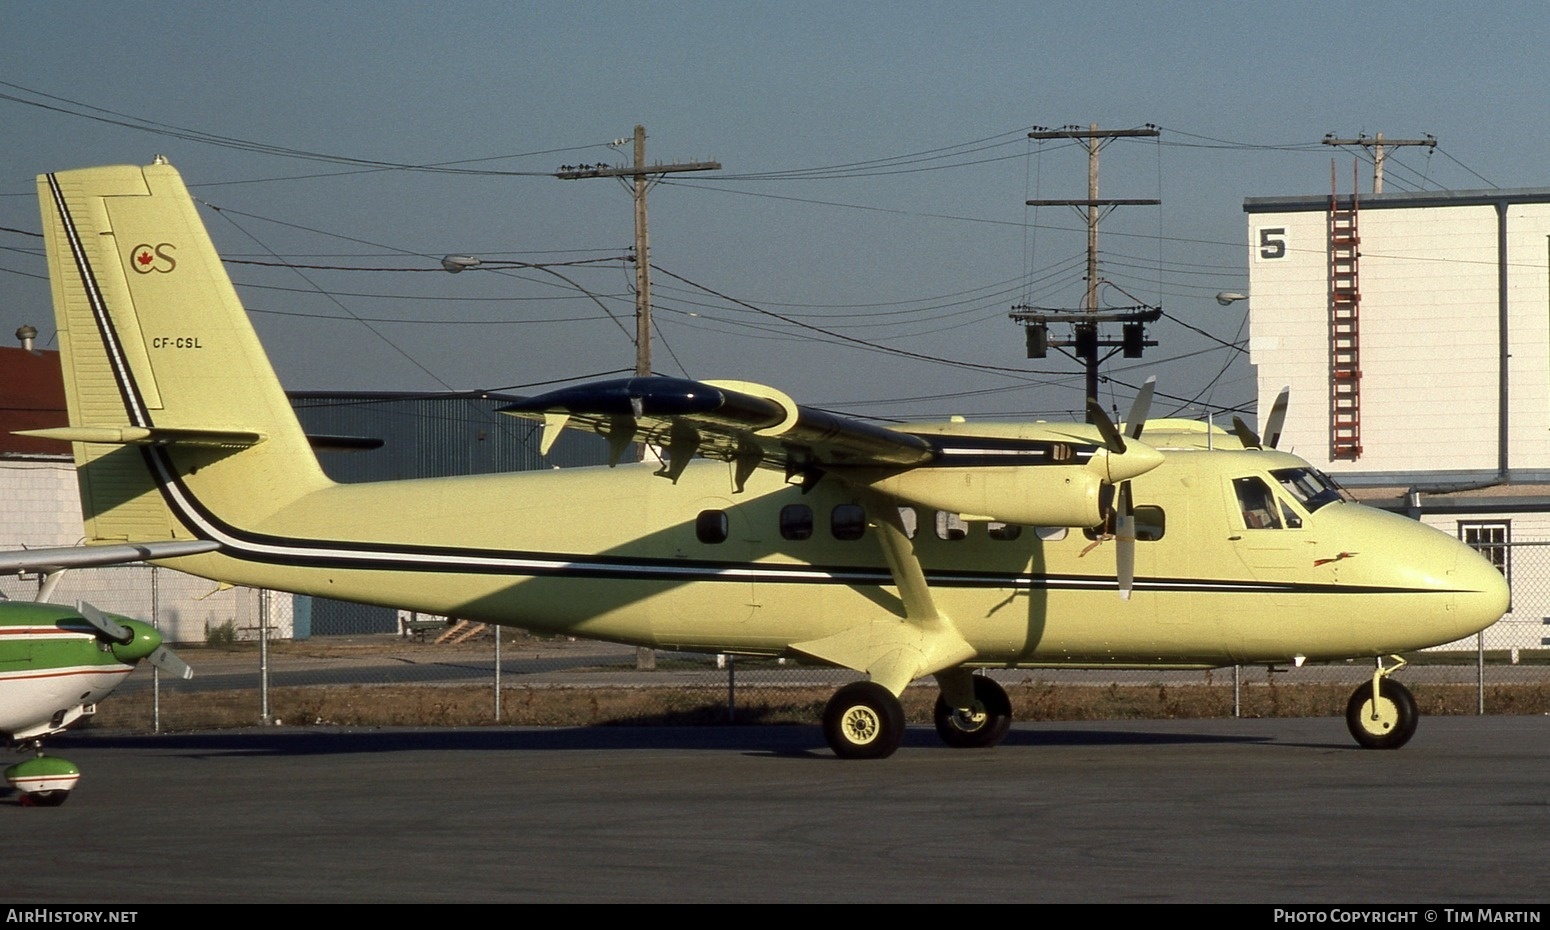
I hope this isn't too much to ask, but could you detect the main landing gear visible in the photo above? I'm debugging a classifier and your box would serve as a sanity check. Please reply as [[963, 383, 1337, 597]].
[[1345, 657, 1419, 750], [821, 675, 1015, 759], [823, 682, 906, 759], [933, 674, 1013, 749]]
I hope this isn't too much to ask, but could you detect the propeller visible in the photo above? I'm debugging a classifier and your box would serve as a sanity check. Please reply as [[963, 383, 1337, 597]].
[[1114, 481, 1136, 601], [145, 644, 194, 681], [1123, 376, 1155, 442], [1087, 378, 1156, 600], [78, 601, 194, 680], [78, 600, 132, 644], [1232, 386, 1289, 450]]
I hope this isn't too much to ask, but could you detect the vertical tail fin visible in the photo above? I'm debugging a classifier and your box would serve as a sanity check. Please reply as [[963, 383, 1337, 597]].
[[36, 160, 331, 543]]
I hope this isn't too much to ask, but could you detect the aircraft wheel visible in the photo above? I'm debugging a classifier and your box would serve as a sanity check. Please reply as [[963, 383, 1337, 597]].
[[1345, 678, 1419, 750], [934, 675, 1013, 749], [20, 790, 70, 807], [823, 681, 905, 759]]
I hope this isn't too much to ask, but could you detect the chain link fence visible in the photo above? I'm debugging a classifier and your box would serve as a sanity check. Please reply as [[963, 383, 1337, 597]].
[[6, 548, 1546, 734]]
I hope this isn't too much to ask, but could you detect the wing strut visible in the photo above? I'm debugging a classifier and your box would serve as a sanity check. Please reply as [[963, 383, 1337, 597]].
[[788, 490, 974, 695]]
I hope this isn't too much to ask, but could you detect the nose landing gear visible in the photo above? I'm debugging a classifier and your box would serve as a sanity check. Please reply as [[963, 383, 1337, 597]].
[[6, 743, 79, 806], [1345, 657, 1419, 750]]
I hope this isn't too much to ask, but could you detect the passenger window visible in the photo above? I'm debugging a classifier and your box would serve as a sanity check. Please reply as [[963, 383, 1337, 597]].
[[1034, 527, 1068, 542], [831, 504, 867, 541], [896, 507, 918, 539], [696, 509, 729, 544], [780, 504, 813, 541], [935, 511, 968, 541], [988, 522, 1022, 541], [1135, 506, 1165, 541], [1233, 477, 1282, 529]]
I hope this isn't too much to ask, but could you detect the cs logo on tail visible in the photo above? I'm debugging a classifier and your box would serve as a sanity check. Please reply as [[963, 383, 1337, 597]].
[[130, 242, 176, 274]]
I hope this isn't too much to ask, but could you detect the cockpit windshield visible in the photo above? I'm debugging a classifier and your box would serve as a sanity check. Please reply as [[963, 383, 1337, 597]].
[[1271, 467, 1350, 512]]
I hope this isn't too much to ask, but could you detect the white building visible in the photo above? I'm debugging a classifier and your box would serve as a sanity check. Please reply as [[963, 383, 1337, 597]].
[[1245, 186, 1550, 652]]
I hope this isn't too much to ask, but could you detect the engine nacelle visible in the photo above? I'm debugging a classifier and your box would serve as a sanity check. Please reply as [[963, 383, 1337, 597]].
[[843, 465, 1106, 527]]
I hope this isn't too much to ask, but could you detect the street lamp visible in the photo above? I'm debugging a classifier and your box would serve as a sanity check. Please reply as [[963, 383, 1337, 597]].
[[441, 255, 481, 274]]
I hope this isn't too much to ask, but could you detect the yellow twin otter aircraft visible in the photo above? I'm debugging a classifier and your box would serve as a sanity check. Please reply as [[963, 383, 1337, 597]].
[[26, 161, 1508, 758]]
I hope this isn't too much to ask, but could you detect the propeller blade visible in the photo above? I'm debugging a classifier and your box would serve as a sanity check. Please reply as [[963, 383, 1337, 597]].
[[1088, 401, 1126, 454], [1231, 387, 1290, 451], [1115, 481, 1136, 601], [1262, 387, 1289, 450], [78, 601, 132, 645], [1230, 415, 1261, 449], [147, 645, 194, 680], [1124, 377, 1155, 441]]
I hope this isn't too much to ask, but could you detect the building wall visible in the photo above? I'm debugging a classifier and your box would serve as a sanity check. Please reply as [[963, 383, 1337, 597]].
[[1244, 194, 1550, 477], [0, 459, 82, 547]]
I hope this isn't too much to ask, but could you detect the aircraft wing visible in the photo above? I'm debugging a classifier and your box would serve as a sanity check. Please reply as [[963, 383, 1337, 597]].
[[501, 377, 935, 488], [0, 540, 219, 574]]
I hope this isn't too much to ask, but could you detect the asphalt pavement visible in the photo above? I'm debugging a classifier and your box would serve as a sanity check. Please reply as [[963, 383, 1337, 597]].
[[4, 715, 1547, 904]]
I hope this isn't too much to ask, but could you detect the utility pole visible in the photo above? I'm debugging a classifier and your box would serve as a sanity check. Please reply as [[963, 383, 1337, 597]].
[[1322, 132, 1437, 193], [557, 125, 721, 379], [1012, 124, 1160, 420], [556, 127, 718, 672]]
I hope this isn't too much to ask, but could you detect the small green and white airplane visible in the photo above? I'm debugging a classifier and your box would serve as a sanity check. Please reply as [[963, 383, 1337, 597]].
[[21, 160, 1510, 759], [0, 542, 205, 805]]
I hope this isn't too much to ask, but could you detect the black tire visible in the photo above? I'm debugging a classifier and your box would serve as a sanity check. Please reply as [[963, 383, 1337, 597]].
[[21, 790, 69, 807], [934, 675, 1013, 749], [823, 681, 906, 759], [1345, 678, 1419, 750]]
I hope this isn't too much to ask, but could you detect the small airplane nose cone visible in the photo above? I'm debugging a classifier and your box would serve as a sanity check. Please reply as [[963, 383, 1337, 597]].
[[1451, 543, 1511, 636]]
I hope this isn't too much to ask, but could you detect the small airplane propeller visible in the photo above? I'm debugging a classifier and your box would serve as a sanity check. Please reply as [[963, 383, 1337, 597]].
[[1114, 481, 1137, 601], [146, 644, 194, 680], [1088, 378, 1156, 600], [1232, 386, 1289, 450], [78, 600, 132, 644], [1124, 377, 1155, 442], [79, 601, 193, 680]]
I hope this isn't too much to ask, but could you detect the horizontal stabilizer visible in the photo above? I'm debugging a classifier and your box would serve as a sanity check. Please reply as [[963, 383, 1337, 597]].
[[15, 426, 267, 448]]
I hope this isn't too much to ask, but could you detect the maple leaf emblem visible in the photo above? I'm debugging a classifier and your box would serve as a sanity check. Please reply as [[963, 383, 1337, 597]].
[[136, 250, 154, 267]]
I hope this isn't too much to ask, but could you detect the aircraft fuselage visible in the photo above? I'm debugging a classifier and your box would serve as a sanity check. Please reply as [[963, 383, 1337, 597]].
[[156, 445, 1506, 670]]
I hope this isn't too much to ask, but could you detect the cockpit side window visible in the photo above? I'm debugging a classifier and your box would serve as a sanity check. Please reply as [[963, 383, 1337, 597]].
[[1233, 477, 1282, 529], [1272, 467, 1348, 512]]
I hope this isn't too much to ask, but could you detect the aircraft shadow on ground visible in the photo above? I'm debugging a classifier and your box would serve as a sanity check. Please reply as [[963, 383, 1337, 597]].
[[42, 723, 1275, 762]]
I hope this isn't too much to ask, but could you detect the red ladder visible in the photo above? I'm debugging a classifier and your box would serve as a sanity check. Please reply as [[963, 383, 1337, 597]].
[[1329, 163, 1362, 460]]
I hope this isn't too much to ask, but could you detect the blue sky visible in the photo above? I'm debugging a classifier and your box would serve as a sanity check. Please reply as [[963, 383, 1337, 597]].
[[3, 2, 1543, 421]]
